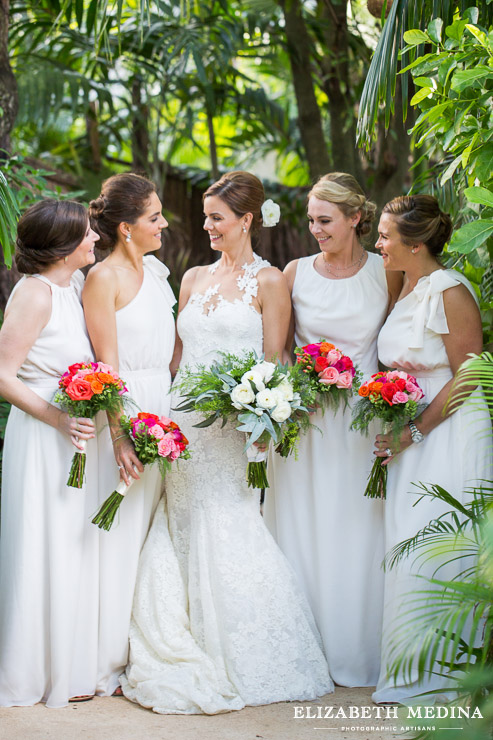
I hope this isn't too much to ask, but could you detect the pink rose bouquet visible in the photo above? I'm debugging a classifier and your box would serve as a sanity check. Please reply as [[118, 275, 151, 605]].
[[351, 370, 426, 499], [54, 361, 128, 488], [92, 412, 190, 531], [294, 340, 360, 411]]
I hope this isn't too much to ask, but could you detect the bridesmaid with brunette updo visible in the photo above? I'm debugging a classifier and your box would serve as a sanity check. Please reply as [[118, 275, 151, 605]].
[[84, 173, 176, 697]]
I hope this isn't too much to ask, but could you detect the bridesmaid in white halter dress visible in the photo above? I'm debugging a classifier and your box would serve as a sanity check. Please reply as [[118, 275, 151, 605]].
[[121, 171, 333, 714], [0, 200, 99, 707], [84, 174, 176, 696], [264, 173, 402, 687], [372, 195, 492, 704]]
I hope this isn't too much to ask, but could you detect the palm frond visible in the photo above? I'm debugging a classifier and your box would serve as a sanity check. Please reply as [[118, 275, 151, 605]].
[[0, 172, 20, 268]]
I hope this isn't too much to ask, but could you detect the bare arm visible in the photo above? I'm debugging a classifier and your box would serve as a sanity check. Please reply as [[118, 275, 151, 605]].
[[282, 260, 298, 362], [0, 279, 94, 449], [169, 266, 200, 377], [258, 267, 291, 363], [385, 269, 404, 315], [83, 264, 143, 482], [376, 283, 483, 463]]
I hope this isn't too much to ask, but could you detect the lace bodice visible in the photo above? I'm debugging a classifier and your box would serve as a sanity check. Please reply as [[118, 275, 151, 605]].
[[178, 253, 270, 371]]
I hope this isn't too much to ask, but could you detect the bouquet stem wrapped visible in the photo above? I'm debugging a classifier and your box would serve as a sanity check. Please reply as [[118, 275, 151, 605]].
[[92, 412, 190, 531], [351, 371, 426, 499], [54, 362, 128, 489]]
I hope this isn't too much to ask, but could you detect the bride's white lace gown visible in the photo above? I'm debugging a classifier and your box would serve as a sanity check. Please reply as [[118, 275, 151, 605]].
[[121, 254, 333, 714]]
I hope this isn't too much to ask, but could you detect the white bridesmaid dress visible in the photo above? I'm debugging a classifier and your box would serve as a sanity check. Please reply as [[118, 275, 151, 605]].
[[264, 251, 389, 687], [373, 269, 493, 704], [120, 254, 332, 713], [96, 256, 176, 696], [0, 272, 99, 708]]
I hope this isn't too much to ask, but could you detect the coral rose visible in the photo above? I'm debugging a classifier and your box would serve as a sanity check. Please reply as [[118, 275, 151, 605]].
[[66, 379, 93, 401]]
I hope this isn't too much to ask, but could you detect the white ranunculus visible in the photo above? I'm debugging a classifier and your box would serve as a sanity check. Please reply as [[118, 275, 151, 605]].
[[271, 400, 292, 423], [255, 389, 278, 409], [275, 378, 294, 401], [251, 361, 276, 383], [241, 370, 265, 391], [230, 382, 255, 406], [261, 199, 281, 227]]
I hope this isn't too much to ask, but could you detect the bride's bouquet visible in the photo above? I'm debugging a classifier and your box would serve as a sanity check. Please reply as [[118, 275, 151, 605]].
[[92, 412, 190, 531], [54, 362, 128, 488], [174, 351, 309, 488], [351, 370, 426, 499], [294, 340, 360, 411]]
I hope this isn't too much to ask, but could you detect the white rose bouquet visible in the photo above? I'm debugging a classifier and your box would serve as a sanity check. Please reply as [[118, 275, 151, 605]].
[[174, 351, 308, 488]]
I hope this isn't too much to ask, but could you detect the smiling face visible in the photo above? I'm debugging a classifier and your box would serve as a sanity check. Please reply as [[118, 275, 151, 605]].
[[307, 196, 357, 255], [126, 191, 168, 253], [375, 213, 413, 271], [203, 195, 248, 251], [70, 221, 99, 268]]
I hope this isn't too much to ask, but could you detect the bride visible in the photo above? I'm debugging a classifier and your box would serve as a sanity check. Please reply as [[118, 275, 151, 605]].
[[120, 171, 333, 714]]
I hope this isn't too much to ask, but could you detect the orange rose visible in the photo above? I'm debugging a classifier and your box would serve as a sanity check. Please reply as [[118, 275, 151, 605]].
[[319, 342, 335, 353], [97, 372, 115, 384], [368, 382, 383, 392], [358, 386, 370, 397], [138, 412, 159, 421], [90, 380, 104, 394], [84, 374, 96, 382], [66, 379, 93, 401]]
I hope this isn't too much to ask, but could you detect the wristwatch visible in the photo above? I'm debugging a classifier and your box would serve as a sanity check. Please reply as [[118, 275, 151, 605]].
[[408, 420, 425, 444]]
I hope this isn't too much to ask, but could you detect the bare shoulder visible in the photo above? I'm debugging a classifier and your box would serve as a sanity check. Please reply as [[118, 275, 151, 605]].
[[84, 260, 119, 290], [283, 259, 299, 292], [7, 276, 51, 316], [443, 280, 480, 318], [257, 265, 288, 289], [180, 265, 204, 290]]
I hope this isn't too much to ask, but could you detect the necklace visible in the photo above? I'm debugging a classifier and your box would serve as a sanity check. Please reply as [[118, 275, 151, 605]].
[[321, 248, 365, 277]]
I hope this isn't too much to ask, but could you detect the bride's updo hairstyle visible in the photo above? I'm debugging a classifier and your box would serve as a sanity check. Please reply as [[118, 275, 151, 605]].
[[203, 171, 265, 242], [15, 199, 88, 275], [89, 173, 157, 251], [382, 195, 452, 257], [309, 172, 376, 240]]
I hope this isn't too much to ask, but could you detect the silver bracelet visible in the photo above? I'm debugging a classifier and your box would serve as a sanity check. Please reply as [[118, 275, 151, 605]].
[[111, 433, 126, 443]]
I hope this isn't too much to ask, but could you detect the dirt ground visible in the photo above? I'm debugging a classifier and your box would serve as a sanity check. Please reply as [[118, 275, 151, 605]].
[[1, 687, 426, 740]]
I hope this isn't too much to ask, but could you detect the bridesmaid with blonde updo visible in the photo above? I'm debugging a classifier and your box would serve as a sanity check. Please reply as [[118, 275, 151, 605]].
[[265, 172, 402, 687]]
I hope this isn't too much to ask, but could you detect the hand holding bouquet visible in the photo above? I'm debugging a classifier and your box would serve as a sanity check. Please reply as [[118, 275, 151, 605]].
[[92, 412, 190, 531], [175, 351, 308, 488], [294, 340, 360, 411], [54, 362, 128, 488], [351, 370, 426, 499]]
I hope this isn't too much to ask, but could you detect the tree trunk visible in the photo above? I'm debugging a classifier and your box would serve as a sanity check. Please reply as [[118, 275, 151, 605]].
[[278, 0, 331, 181], [85, 101, 101, 172], [317, 0, 363, 182], [131, 77, 150, 173], [0, 0, 18, 155], [207, 111, 219, 180]]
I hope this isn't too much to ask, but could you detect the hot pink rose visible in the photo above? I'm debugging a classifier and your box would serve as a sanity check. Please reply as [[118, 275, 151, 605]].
[[392, 391, 409, 404], [327, 349, 342, 364], [303, 344, 321, 357], [149, 424, 165, 439], [336, 371, 353, 389], [319, 366, 339, 385], [339, 356, 354, 371]]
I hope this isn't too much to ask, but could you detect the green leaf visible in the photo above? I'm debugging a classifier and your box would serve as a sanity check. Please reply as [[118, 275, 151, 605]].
[[451, 67, 493, 92], [465, 24, 487, 48], [428, 18, 443, 45], [440, 154, 462, 185], [413, 76, 434, 88], [475, 143, 493, 183], [445, 19, 467, 42], [465, 187, 493, 209], [403, 29, 429, 47], [449, 220, 493, 254], [410, 87, 432, 105]]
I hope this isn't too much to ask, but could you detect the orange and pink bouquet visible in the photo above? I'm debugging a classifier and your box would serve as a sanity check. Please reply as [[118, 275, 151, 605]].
[[294, 340, 360, 411], [54, 361, 128, 488], [92, 412, 190, 531], [351, 370, 426, 499]]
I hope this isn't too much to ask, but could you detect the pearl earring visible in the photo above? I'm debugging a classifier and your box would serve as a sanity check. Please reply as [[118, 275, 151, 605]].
[[126, 233, 131, 243], [352, 224, 357, 229], [412, 247, 418, 254], [242, 225, 247, 233]]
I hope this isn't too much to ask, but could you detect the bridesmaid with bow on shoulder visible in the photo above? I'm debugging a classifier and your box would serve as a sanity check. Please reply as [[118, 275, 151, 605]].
[[0, 200, 99, 707], [264, 172, 402, 688], [372, 195, 493, 704], [83, 173, 176, 697]]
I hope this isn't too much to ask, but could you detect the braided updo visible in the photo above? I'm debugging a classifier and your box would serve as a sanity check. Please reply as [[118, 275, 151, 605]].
[[15, 199, 88, 275], [308, 173, 377, 239], [89, 173, 157, 251], [382, 195, 452, 256]]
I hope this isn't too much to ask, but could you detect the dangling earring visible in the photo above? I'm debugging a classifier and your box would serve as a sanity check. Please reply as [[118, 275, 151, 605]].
[[126, 233, 131, 243]]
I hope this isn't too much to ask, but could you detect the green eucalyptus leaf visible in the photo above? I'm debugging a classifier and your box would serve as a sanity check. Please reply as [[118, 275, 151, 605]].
[[449, 219, 493, 254]]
